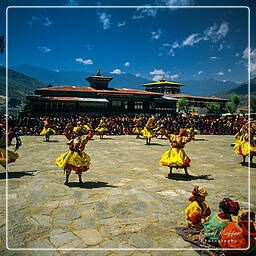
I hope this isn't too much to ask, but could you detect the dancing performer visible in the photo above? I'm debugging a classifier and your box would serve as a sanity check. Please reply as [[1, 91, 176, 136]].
[[40, 118, 55, 142], [160, 128, 192, 177], [73, 121, 92, 138], [154, 119, 167, 139], [185, 185, 211, 230], [0, 126, 21, 168], [132, 116, 143, 139], [55, 129, 94, 185], [186, 127, 200, 141], [95, 117, 108, 139], [203, 198, 240, 246], [234, 122, 256, 164], [141, 116, 157, 145]]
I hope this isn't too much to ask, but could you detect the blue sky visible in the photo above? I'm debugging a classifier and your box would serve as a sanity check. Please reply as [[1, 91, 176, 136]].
[[0, 0, 255, 83]]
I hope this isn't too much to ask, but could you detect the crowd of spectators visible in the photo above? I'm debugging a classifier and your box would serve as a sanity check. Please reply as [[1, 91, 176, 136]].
[[0, 114, 246, 136]]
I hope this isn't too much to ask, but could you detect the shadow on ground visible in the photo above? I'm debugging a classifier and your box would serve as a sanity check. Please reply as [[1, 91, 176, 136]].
[[240, 162, 256, 168], [146, 143, 165, 146], [0, 171, 36, 179], [167, 173, 214, 181], [44, 140, 59, 142], [67, 181, 118, 189]]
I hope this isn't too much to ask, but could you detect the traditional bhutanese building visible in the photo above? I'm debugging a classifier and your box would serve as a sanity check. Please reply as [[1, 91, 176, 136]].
[[26, 69, 178, 115], [141, 79, 229, 114]]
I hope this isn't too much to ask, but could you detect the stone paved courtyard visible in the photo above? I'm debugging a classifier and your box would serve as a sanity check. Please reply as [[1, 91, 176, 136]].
[[0, 134, 255, 256]]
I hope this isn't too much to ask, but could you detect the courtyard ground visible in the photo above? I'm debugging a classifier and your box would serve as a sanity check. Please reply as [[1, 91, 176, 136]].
[[0, 134, 255, 256]]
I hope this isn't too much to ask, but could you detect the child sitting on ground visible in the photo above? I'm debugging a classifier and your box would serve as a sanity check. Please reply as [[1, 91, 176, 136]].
[[185, 185, 211, 230]]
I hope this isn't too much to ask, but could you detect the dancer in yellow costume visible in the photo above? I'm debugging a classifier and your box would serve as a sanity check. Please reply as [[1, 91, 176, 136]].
[[95, 117, 108, 139], [234, 121, 256, 164], [185, 185, 211, 230], [160, 128, 192, 177], [73, 121, 92, 138], [55, 130, 94, 185], [40, 118, 55, 142], [154, 119, 167, 139], [141, 116, 157, 145], [186, 127, 200, 141], [0, 127, 21, 168], [132, 117, 143, 139]]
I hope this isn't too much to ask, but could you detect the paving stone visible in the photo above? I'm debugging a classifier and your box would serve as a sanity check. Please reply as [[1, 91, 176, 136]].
[[50, 231, 78, 247], [26, 215, 52, 226], [73, 229, 103, 246], [128, 234, 155, 248], [1, 135, 255, 255]]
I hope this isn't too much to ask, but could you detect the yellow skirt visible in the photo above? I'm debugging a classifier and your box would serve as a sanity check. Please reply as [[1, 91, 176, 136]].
[[55, 151, 90, 174], [141, 127, 155, 138], [95, 127, 108, 133], [234, 141, 256, 156], [40, 128, 56, 136], [160, 148, 191, 167], [0, 148, 19, 165]]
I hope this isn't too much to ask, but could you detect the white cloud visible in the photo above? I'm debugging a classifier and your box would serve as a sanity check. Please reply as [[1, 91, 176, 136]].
[[167, 22, 228, 56], [242, 47, 256, 75], [216, 72, 224, 76], [132, 6, 157, 19], [222, 80, 227, 82], [197, 71, 203, 76], [169, 74, 179, 80], [75, 58, 93, 65], [204, 22, 229, 42], [29, 16, 40, 26], [228, 69, 232, 72], [43, 17, 52, 26], [97, 11, 111, 30], [150, 69, 165, 75], [29, 16, 53, 27], [151, 29, 162, 40], [53, 69, 60, 72], [123, 61, 130, 67], [152, 75, 163, 81], [65, 0, 80, 6], [157, 0, 194, 7], [135, 73, 141, 77], [182, 33, 203, 46], [110, 69, 124, 74], [117, 21, 126, 27], [210, 56, 219, 61], [162, 43, 171, 47], [38, 46, 51, 53], [172, 41, 180, 48], [235, 52, 239, 57]]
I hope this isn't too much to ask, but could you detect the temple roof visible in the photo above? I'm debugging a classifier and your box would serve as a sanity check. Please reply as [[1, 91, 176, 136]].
[[35, 86, 162, 96], [164, 93, 229, 101], [141, 80, 185, 87]]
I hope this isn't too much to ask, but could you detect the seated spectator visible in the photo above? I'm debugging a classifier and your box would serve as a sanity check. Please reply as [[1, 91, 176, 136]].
[[203, 198, 240, 246], [219, 210, 256, 255], [185, 185, 211, 230]]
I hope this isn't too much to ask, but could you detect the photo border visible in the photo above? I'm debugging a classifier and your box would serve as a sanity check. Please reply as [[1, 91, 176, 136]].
[[5, 5, 251, 252]]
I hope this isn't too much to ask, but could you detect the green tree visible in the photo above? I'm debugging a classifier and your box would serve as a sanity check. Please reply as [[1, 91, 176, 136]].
[[188, 106, 198, 113], [206, 102, 222, 115], [231, 94, 241, 107], [176, 97, 190, 114], [225, 94, 241, 114], [225, 102, 236, 114]]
